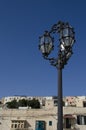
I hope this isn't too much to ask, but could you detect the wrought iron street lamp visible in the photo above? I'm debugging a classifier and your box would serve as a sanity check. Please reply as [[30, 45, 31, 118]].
[[38, 21, 75, 130]]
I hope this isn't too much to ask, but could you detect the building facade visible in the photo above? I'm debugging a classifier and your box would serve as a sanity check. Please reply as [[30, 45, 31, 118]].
[[0, 106, 86, 130], [0, 96, 86, 130]]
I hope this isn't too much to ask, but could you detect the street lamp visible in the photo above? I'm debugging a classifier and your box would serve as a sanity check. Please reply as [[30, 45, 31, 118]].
[[38, 21, 75, 130]]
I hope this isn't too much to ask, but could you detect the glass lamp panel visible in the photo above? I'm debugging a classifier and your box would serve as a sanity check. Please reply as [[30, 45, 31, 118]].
[[39, 36, 45, 53], [66, 51, 72, 60], [61, 36, 74, 48], [70, 37, 75, 46], [64, 37, 70, 46], [69, 28, 75, 46], [40, 44, 45, 54], [61, 37, 70, 47], [48, 42, 53, 53], [40, 36, 45, 45], [45, 43, 50, 54], [44, 36, 50, 44], [44, 35, 53, 55], [59, 30, 63, 39], [63, 28, 69, 37], [39, 35, 53, 56], [69, 28, 74, 37]]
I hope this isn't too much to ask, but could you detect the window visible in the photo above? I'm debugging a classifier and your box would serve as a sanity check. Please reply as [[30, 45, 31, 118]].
[[83, 101, 86, 107], [35, 121, 46, 129], [65, 118, 71, 128], [77, 115, 86, 125], [11, 120, 27, 129], [49, 121, 52, 126]]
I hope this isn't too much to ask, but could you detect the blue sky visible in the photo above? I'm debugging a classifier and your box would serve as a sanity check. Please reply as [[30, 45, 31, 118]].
[[0, 0, 86, 98]]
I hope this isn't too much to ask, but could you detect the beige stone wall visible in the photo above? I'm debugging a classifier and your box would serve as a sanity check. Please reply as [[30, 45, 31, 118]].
[[63, 107, 86, 115], [76, 99, 83, 107], [0, 108, 57, 130], [0, 105, 86, 130], [45, 99, 54, 109]]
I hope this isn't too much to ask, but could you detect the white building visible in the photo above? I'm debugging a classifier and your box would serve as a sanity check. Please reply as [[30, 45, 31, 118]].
[[2, 96, 53, 105]]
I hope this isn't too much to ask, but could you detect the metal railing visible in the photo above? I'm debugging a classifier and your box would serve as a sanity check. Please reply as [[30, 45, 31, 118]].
[[10, 128, 33, 130]]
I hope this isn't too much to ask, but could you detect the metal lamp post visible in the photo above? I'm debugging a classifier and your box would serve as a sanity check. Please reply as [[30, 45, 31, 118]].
[[38, 21, 75, 130]]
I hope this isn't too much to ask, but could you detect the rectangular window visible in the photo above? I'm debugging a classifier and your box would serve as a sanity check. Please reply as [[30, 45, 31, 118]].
[[49, 121, 52, 126], [83, 101, 86, 107], [66, 118, 71, 128], [84, 116, 86, 124], [77, 115, 86, 125], [35, 120, 45, 129]]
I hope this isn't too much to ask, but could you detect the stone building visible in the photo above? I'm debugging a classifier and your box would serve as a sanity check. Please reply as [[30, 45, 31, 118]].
[[2, 95, 86, 107], [64, 96, 86, 107], [0, 98, 86, 130], [0, 106, 86, 130], [1, 96, 53, 108], [0, 96, 86, 130]]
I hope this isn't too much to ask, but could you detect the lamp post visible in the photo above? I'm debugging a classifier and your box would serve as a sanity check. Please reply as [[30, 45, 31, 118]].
[[38, 21, 75, 130]]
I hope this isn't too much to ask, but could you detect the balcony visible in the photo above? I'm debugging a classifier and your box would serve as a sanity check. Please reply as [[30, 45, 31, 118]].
[[11, 120, 32, 130], [10, 128, 33, 130]]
